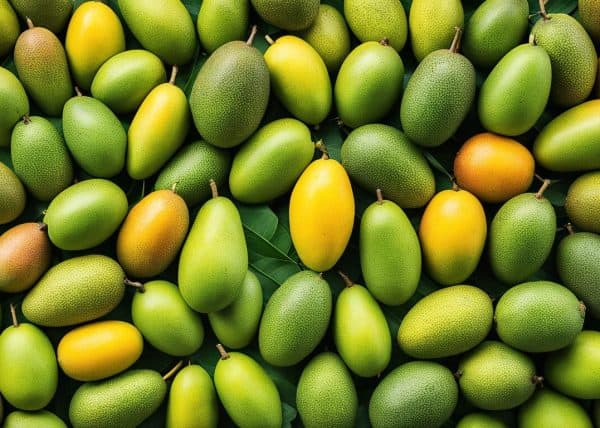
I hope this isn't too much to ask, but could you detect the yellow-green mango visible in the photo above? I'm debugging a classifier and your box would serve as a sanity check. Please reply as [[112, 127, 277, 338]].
[[229, 118, 314, 204], [166, 364, 218, 428], [457, 413, 508, 428], [533, 99, 600, 171], [0, 67, 28, 147], [580, 0, 600, 44], [178, 183, 248, 312], [197, 0, 248, 53], [344, 0, 407, 52], [409, 0, 464, 62], [65, 1, 125, 90], [4, 410, 67, 428], [250, 0, 318, 31], [9, 0, 72, 33], [519, 389, 592, 428], [91, 50, 167, 115], [0, 0, 19, 58], [0, 162, 26, 224], [44, 179, 128, 251], [335, 40, 404, 128], [127, 68, 189, 179], [264, 35, 331, 125]]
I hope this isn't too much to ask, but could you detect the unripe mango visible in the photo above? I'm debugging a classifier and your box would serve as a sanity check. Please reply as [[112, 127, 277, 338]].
[[167, 364, 218, 428], [519, 389, 593, 428], [565, 172, 600, 233], [250, 0, 318, 31], [0, 0, 19, 58], [197, 0, 248, 53], [457, 413, 508, 428], [4, 410, 67, 428], [0, 66, 28, 147], [0, 161, 26, 224], [344, 0, 407, 52]]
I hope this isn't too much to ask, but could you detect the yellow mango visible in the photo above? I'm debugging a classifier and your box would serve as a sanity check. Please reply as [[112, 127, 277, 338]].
[[57, 320, 143, 381], [289, 149, 354, 271], [65, 1, 125, 90], [419, 188, 487, 285]]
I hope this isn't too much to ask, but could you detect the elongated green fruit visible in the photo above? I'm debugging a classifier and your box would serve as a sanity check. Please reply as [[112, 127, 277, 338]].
[[167, 365, 218, 428]]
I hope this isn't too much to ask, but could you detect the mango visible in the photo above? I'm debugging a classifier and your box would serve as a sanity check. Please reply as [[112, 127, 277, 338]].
[[518, 389, 593, 428], [0, 161, 26, 224], [289, 150, 354, 272], [197, 0, 248, 53], [580, 0, 600, 44], [344, 0, 407, 52], [0, 66, 28, 147], [250, 0, 318, 31], [264, 35, 331, 125], [457, 413, 508, 428], [229, 118, 314, 204], [565, 171, 600, 233], [4, 410, 67, 428], [57, 320, 143, 382], [419, 189, 487, 285], [44, 179, 128, 251], [0, 0, 19, 58], [9, 0, 72, 34]]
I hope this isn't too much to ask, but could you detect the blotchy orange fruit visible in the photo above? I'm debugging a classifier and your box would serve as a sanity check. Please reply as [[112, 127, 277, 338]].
[[454, 132, 535, 204]]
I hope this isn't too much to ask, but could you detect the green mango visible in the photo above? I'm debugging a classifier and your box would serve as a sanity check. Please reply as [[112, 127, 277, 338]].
[[341, 124, 435, 208], [91, 50, 167, 115], [69, 369, 166, 428], [189, 35, 270, 148], [478, 43, 551, 136], [456, 413, 508, 428], [197, 0, 248, 53], [43, 179, 128, 251], [557, 232, 600, 317], [463, 0, 529, 69], [532, 13, 597, 107], [229, 118, 314, 204], [580, 0, 600, 44], [565, 172, 600, 233], [296, 4, 350, 73], [533, 99, 600, 172], [178, 183, 248, 312], [397, 285, 493, 359], [489, 191, 556, 284], [214, 348, 282, 428], [10, 116, 73, 201], [208, 270, 263, 349], [518, 389, 593, 428], [9, 0, 71, 34], [131, 280, 204, 356], [0, 67, 28, 147], [258, 270, 332, 367], [250, 0, 318, 31], [360, 194, 421, 305], [154, 140, 231, 207], [166, 365, 218, 428], [369, 361, 458, 428], [409, 0, 464, 62], [0, 0, 19, 58], [296, 352, 358, 428], [333, 276, 391, 377], [495, 281, 585, 353], [344, 0, 407, 52], [545, 330, 600, 399], [335, 40, 404, 128], [62, 95, 126, 178], [22, 255, 125, 327], [117, 0, 196, 65], [0, 161, 26, 225], [4, 410, 67, 428]]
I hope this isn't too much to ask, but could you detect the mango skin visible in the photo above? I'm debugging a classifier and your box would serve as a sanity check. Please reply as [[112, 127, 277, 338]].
[[57, 320, 143, 382], [533, 99, 600, 172], [214, 351, 282, 428], [0, 161, 26, 224], [117, 190, 189, 278], [580, 0, 600, 44], [91, 50, 167, 115], [131, 280, 205, 356], [4, 410, 67, 428], [229, 118, 314, 204], [250, 0, 318, 31], [197, 0, 248, 53], [167, 365, 218, 428], [0, 222, 51, 293], [360, 198, 421, 305], [344, 0, 407, 52], [419, 189, 487, 285], [565, 171, 600, 233], [478, 43, 552, 136], [65, 1, 125, 90], [335, 41, 404, 128], [9, 0, 72, 34], [289, 157, 354, 272], [456, 413, 508, 428], [264, 35, 331, 125], [0, 0, 19, 58], [178, 194, 248, 312], [518, 389, 593, 428], [397, 285, 493, 359], [44, 179, 128, 251], [0, 66, 28, 147], [545, 330, 600, 399], [0, 323, 58, 411], [62, 96, 127, 178]]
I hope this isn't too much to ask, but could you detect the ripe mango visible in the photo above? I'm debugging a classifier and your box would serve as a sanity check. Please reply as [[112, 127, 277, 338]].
[[419, 189, 487, 285], [250, 0, 318, 31], [289, 152, 354, 272], [0, 161, 26, 224], [0, 65, 28, 147], [397, 285, 493, 358], [229, 118, 314, 204], [65, 1, 125, 90], [264, 35, 331, 125], [131, 280, 205, 356], [197, 0, 248, 53], [4, 410, 67, 428], [57, 320, 143, 382], [0, 0, 19, 58], [9, 0, 72, 33], [44, 179, 128, 251], [518, 389, 593, 428], [565, 171, 600, 233], [117, 189, 189, 278], [344, 0, 407, 52], [0, 222, 51, 293]]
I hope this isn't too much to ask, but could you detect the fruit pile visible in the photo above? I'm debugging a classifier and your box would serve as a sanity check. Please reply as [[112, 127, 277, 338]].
[[0, 0, 599, 427]]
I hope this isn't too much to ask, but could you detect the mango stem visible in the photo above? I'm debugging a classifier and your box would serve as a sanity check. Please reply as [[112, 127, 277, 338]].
[[579, 301, 587, 317], [264, 34, 274, 46], [538, 0, 549, 20], [10, 304, 19, 327], [124, 278, 145, 293], [535, 179, 551, 199], [528, 33, 536, 45], [379, 38, 390, 46], [315, 140, 329, 160], [532, 375, 544, 386], [171, 181, 178, 194], [216, 343, 230, 360], [338, 271, 354, 288], [209, 179, 219, 198], [247, 25, 259, 46], [169, 66, 178, 85], [162, 360, 184, 381], [26, 17, 34, 29], [452, 179, 460, 191], [376, 189, 384, 205], [22, 115, 31, 125], [449, 27, 463, 53], [565, 223, 575, 235], [74, 86, 83, 96], [38, 222, 48, 231]]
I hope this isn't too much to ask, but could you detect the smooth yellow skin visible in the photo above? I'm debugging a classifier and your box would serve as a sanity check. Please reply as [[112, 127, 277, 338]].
[[290, 156, 354, 272], [57, 320, 143, 382], [65, 1, 125, 90], [264, 35, 332, 125], [419, 189, 487, 285]]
